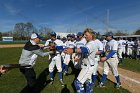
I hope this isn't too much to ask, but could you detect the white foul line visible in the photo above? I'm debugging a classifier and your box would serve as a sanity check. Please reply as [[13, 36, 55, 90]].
[[98, 66, 140, 84], [119, 74, 140, 84]]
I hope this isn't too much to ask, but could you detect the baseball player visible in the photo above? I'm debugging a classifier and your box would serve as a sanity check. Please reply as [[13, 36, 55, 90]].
[[61, 38, 66, 62], [45, 31, 64, 86], [65, 34, 76, 75], [99, 32, 121, 89], [72, 32, 87, 78], [65, 28, 98, 93], [122, 38, 127, 59], [74, 32, 87, 69], [62, 34, 73, 75], [117, 37, 124, 64], [62, 34, 72, 73], [101, 37, 107, 52], [91, 35, 104, 89], [126, 38, 134, 59], [136, 38, 140, 60], [71, 34, 77, 65], [19, 33, 52, 92]]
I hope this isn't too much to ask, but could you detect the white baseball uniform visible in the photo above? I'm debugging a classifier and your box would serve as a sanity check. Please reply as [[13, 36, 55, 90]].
[[104, 39, 119, 76], [74, 37, 87, 69], [126, 40, 134, 56], [102, 39, 107, 52], [62, 41, 71, 65], [136, 40, 140, 56], [48, 39, 63, 73], [117, 39, 124, 59], [92, 39, 103, 75], [122, 39, 126, 55], [77, 40, 98, 84]]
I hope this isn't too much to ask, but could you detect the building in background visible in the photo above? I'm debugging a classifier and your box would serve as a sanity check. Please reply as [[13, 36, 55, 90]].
[[56, 32, 76, 38], [2, 37, 13, 41]]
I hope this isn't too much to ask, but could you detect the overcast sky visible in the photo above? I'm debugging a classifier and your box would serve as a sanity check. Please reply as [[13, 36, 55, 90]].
[[0, 0, 140, 34]]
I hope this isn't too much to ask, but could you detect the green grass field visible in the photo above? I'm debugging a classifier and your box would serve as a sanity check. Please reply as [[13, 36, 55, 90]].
[[119, 58, 140, 73], [0, 48, 131, 93]]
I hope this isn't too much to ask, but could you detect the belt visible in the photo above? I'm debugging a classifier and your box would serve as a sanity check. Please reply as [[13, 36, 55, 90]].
[[111, 57, 116, 58], [50, 53, 60, 56], [83, 64, 94, 67]]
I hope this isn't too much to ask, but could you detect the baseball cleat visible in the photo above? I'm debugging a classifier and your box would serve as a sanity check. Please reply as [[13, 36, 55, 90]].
[[115, 83, 121, 89], [60, 80, 65, 86], [97, 83, 105, 88], [63, 71, 68, 76], [49, 79, 54, 85]]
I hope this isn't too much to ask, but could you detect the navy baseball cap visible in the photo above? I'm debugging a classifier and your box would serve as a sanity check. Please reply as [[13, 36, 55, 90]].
[[105, 32, 113, 37], [71, 34, 75, 38], [77, 32, 83, 36], [57, 35, 61, 39], [31, 33, 42, 39], [50, 31, 56, 36], [62, 37, 66, 40], [67, 34, 72, 37]]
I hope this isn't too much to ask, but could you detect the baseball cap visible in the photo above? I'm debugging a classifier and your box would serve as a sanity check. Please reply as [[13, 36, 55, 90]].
[[67, 34, 72, 37], [77, 32, 83, 36], [31, 33, 42, 39], [71, 34, 75, 38], [50, 31, 56, 36], [62, 37, 66, 40], [105, 32, 113, 37], [57, 35, 61, 39]]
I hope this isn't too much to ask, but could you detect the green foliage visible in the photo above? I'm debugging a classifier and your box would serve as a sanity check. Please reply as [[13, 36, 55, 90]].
[[0, 32, 2, 40], [114, 30, 128, 36], [134, 29, 140, 35], [0, 48, 131, 93]]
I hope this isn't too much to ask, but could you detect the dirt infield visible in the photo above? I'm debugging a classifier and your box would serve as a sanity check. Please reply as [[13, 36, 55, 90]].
[[98, 63, 140, 93], [0, 44, 25, 48], [0, 44, 44, 48]]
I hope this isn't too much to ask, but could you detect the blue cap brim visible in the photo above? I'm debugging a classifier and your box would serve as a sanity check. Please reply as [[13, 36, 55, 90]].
[[36, 33, 42, 39]]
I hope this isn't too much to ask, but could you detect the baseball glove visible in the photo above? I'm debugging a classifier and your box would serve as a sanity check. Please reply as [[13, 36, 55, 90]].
[[48, 42, 56, 52]]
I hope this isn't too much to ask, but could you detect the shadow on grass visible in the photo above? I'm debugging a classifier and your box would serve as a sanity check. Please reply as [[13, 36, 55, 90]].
[[94, 71, 118, 88], [20, 68, 50, 93], [61, 84, 70, 93]]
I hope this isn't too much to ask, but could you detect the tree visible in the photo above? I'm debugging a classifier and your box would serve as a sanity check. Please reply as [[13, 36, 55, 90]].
[[114, 30, 128, 36], [13, 22, 25, 40], [0, 32, 2, 40], [13, 22, 34, 40], [134, 29, 140, 35], [24, 22, 34, 39], [38, 26, 53, 40]]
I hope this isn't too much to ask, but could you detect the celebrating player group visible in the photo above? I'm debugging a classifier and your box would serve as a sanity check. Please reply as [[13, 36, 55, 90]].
[[1, 27, 140, 93]]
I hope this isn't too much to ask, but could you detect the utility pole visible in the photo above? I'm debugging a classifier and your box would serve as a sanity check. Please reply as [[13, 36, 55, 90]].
[[106, 9, 110, 32], [85, 15, 88, 28]]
